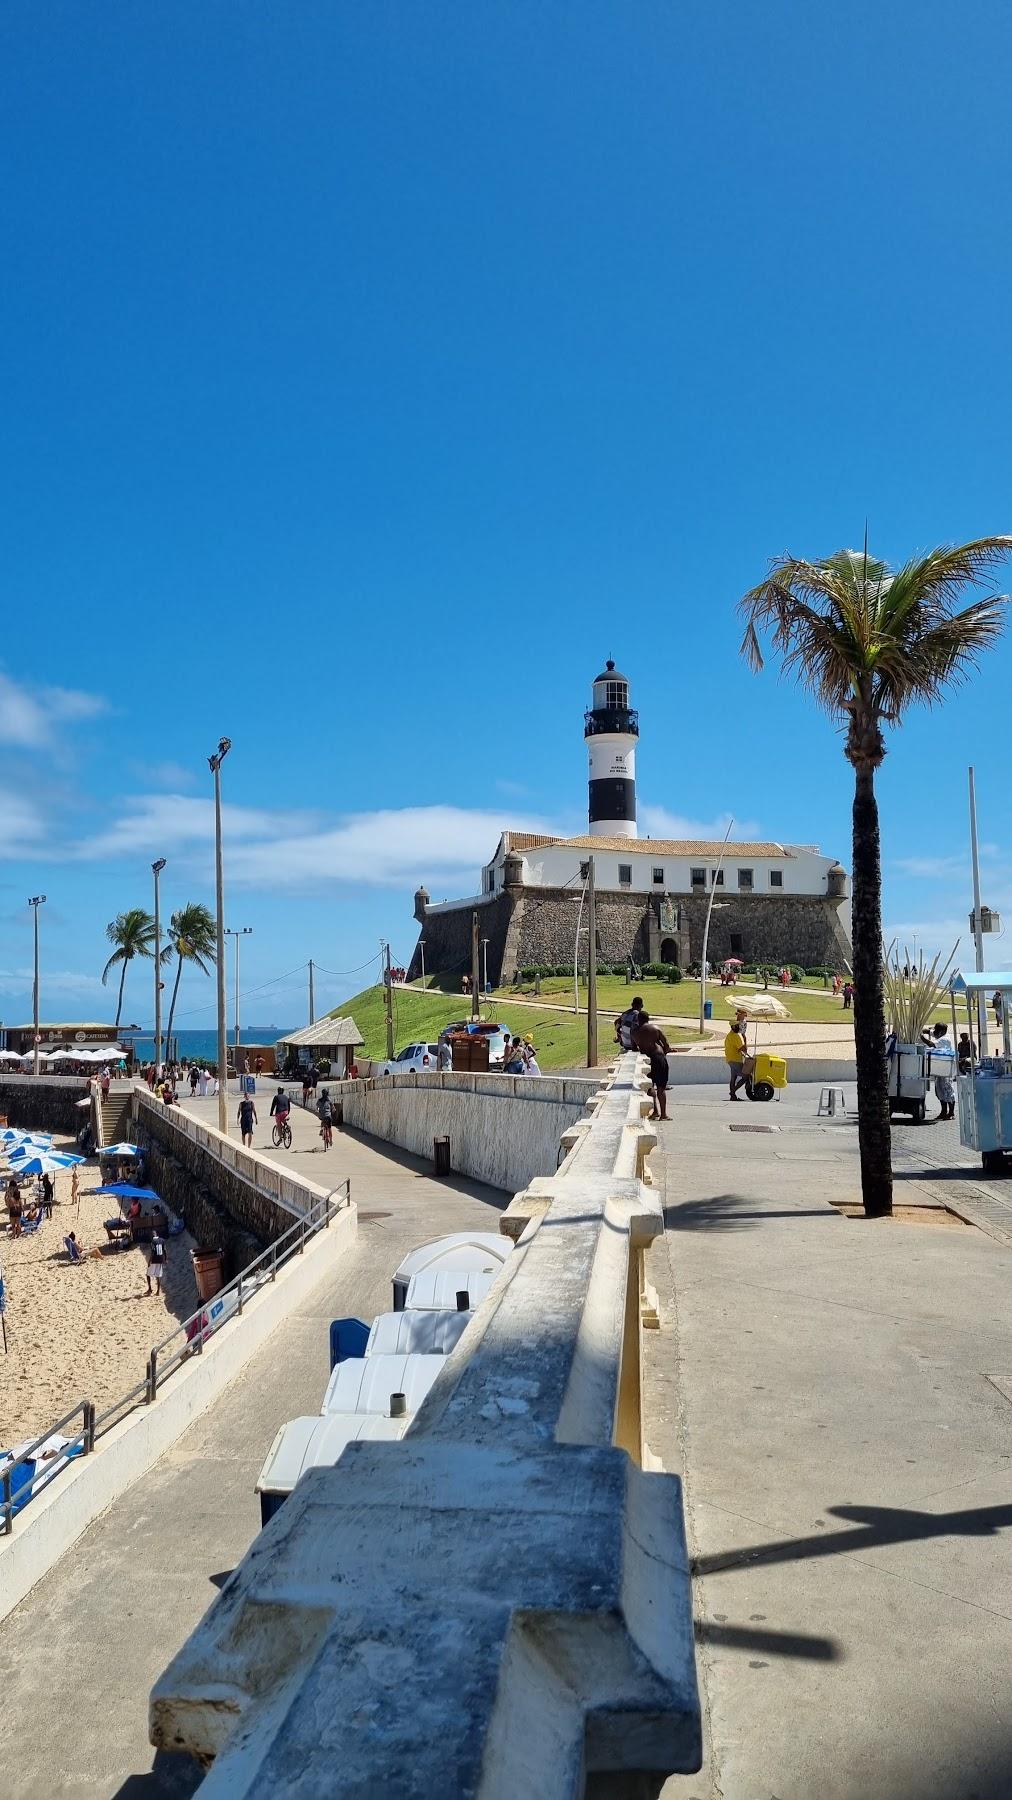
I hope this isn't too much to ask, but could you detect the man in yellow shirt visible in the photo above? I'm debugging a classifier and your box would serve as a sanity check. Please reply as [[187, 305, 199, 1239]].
[[724, 1017, 750, 1101]]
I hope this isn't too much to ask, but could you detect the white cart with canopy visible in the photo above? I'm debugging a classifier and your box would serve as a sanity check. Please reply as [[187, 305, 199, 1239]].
[[952, 970, 1012, 1173]]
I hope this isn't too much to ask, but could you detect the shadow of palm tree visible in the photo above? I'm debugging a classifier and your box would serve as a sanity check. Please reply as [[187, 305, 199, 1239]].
[[663, 1192, 840, 1232]]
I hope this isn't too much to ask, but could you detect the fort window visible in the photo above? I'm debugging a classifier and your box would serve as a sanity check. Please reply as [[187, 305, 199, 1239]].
[[653, 867, 664, 885], [730, 932, 743, 955], [618, 864, 632, 885], [714, 869, 724, 886], [737, 868, 754, 891], [770, 870, 783, 888], [690, 867, 705, 888]]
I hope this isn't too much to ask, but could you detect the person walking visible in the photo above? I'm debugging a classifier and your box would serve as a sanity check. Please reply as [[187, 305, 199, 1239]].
[[189, 1064, 200, 1097], [100, 1065, 112, 1102], [631, 1013, 672, 1120], [503, 1036, 525, 1073], [724, 1016, 749, 1101], [237, 1094, 257, 1146], [842, 981, 854, 1010], [521, 1034, 542, 1076], [146, 1229, 167, 1297], [437, 1037, 453, 1073], [993, 990, 1004, 1029], [41, 1171, 55, 1218], [198, 1066, 209, 1097]]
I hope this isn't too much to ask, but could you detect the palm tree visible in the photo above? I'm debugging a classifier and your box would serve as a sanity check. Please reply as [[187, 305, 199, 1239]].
[[739, 537, 1011, 1217], [164, 903, 217, 1054], [102, 909, 162, 1032]]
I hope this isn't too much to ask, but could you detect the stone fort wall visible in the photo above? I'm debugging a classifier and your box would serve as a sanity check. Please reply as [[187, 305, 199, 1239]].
[[409, 885, 851, 983]]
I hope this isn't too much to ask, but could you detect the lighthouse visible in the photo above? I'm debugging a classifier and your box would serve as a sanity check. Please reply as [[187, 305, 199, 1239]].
[[585, 660, 638, 837]]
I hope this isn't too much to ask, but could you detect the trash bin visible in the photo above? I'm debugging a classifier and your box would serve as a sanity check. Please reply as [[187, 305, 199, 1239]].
[[433, 1136, 451, 1176], [192, 1248, 224, 1302], [703, 1001, 713, 1020]]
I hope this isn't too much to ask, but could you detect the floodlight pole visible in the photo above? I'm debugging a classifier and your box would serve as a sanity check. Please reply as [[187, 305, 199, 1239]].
[[209, 738, 231, 1132], [698, 818, 734, 1036], [308, 958, 315, 1026], [28, 896, 46, 1076], [152, 859, 166, 1075]]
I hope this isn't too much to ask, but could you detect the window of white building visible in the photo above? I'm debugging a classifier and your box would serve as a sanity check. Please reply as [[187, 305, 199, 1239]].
[[770, 869, 783, 888], [690, 867, 705, 888], [618, 864, 632, 885], [653, 866, 664, 885], [738, 868, 754, 890]]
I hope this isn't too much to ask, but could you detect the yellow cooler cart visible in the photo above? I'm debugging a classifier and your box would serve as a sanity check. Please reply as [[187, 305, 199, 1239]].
[[749, 1052, 788, 1103]]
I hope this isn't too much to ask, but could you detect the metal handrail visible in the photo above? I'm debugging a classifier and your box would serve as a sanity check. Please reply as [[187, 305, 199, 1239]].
[[2, 1398, 96, 1536], [144, 1180, 350, 1400], [0, 1178, 350, 1535]]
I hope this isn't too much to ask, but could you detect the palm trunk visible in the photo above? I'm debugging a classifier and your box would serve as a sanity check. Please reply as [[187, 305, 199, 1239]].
[[114, 959, 127, 1034], [852, 765, 893, 1216], [165, 953, 184, 1056]]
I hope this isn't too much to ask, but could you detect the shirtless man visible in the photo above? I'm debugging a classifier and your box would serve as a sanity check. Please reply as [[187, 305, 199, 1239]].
[[631, 1012, 672, 1121]]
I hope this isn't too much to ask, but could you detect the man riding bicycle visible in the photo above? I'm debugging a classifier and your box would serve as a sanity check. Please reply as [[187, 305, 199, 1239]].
[[317, 1088, 333, 1150], [270, 1087, 291, 1123]]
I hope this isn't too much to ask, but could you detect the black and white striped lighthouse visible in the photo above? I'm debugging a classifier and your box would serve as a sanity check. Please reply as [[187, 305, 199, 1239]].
[[585, 660, 638, 838]]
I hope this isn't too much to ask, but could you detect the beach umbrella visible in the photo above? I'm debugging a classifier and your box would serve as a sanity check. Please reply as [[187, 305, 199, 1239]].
[[100, 1143, 142, 1157], [1, 1128, 52, 1143], [92, 1182, 158, 1201], [8, 1149, 85, 1176], [724, 994, 789, 1019]]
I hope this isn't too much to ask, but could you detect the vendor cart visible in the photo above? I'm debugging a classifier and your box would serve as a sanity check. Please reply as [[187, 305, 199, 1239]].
[[952, 970, 1012, 1173], [886, 1041, 930, 1122]]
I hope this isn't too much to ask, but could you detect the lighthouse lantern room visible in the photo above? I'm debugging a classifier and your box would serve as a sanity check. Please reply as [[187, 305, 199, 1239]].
[[585, 660, 639, 837]]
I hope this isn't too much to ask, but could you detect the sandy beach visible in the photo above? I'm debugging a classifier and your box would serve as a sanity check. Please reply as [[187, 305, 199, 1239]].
[[0, 1138, 197, 1445]]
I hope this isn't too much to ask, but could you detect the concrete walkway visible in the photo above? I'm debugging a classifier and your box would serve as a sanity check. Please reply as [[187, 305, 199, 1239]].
[[649, 1084, 1012, 1800], [0, 1105, 505, 1799]]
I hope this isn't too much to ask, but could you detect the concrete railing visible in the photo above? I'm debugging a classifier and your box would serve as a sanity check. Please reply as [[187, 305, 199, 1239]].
[[150, 1052, 701, 1795], [327, 1068, 599, 1193]]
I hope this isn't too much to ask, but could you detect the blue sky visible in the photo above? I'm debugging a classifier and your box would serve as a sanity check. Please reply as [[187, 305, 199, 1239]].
[[2, 1, 1010, 1028]]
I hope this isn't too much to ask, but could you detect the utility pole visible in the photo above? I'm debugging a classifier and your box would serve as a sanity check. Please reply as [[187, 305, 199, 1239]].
[[28, 895, 46, 1077], [698, 817, 735, 1036], [308, 958, 315, 1025], [209, 737, 231, 1133], [481, 938, 489, 993], [968, 767, 989, 1054], [471, 912, 480, 1020], [382, 941, 395, 1059], [586, 857, 598, 1068], [152, 859, 166, 1074]]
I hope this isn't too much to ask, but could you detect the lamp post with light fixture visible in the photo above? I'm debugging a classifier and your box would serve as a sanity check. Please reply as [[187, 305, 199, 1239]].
[[208, 738, 231, 1132]]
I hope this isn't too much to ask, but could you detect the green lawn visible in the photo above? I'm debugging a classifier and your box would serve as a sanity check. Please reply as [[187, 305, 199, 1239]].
[[493, 973, 856, 1027], [332, 982, 694, 1070]]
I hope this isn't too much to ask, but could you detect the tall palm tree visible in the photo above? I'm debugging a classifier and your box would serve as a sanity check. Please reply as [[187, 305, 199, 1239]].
[[164, 903, 217, 1054], [102, 908, 163, 1033], [739, 537, 1011, 1216]]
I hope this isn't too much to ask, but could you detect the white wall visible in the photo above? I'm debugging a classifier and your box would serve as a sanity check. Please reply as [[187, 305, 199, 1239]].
[[519, 843, 839, 897]]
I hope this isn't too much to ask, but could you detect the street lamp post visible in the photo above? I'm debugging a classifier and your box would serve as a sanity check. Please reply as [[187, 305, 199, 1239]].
[[152, 858, 166, 1074], [226, 927, 253, 1062], [28, 896, 46, 1076], [208, 738, 231, 1133]]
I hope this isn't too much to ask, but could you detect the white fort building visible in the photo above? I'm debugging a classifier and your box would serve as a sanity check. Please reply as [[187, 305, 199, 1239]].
[[409, 661, 852, 984]]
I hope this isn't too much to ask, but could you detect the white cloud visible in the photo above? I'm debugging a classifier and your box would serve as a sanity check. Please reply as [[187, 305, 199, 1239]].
[[0, 672, 106, 748], [75, 794, 314, 860], [129, 760, 199, 792], [227, 804, 559, 890], [892, 855, 966, 880], [0, 787, 47, 851], [0, 965, 107, 999]]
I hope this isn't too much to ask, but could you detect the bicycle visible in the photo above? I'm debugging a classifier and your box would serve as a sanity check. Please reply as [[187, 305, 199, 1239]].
[[272, 1115, 293, 1150], [319, 1118, 333, 1152]]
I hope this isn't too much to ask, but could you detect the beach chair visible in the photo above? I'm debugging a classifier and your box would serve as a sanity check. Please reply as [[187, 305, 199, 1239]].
[[21, 1211, 43, 1236], [64, 1235, 84, 1264]]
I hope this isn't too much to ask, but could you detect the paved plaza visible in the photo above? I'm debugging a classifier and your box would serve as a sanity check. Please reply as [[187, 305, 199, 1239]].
[[2, 1083, 1012, 1796]]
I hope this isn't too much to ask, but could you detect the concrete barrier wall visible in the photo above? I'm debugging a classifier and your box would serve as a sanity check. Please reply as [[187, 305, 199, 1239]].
[[0, 1204, 357, 1624], [152, 1055, 702, 1792], [330, 1070, 598, 1192]]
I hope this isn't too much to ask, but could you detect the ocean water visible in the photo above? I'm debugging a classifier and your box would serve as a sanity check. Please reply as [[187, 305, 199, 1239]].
[[129, 1027, 295, 1063]]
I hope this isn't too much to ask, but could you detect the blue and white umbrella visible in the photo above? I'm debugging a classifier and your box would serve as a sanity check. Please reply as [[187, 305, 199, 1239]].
[[8, 1150, 84, 1177], [101, 1143, 141, 1158], [2, 1129, 52, 1146]]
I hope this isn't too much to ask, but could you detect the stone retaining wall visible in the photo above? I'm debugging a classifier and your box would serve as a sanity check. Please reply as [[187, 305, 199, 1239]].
[[0, 1074, 90, 1136], [329, 1069, 598, 1192]]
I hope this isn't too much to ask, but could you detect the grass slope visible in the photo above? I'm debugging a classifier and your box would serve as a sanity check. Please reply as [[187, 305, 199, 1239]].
[[332, 983, 694, 1071]]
